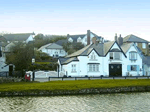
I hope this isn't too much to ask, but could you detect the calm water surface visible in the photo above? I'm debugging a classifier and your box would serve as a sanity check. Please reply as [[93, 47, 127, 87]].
[[0, 92, 150, 112]]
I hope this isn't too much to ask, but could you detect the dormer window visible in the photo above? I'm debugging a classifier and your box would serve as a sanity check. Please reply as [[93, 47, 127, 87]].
[[109, 52, 121, 60], [91, 52, 96, 60], [129, 51, 137, 60]]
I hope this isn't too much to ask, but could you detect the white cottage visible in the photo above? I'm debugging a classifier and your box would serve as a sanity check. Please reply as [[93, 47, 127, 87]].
[[67, 30, 105, 46], [38, 43, 67, 58], [58, 36, 143, 77]]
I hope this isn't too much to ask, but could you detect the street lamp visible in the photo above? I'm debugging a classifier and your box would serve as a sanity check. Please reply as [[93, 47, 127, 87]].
[[32, 37, 35, 81], [32, 57, 35, 81]]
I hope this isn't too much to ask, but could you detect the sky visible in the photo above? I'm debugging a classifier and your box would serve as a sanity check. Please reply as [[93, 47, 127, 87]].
[[0, 0, 150, 41]]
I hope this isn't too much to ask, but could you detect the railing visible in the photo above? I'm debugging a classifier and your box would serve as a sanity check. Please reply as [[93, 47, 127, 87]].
[[48, 76, 150, 81], [0, 72, 9, 77]]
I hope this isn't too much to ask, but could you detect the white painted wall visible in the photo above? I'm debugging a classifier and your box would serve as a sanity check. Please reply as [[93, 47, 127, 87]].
[[125, 45, 142, 76], [26, 35, 34, 43], [41, 48, 67, 57], [59, 43, 142, 77], [68, 38, 73, 42], [82, 33, 95, 45]]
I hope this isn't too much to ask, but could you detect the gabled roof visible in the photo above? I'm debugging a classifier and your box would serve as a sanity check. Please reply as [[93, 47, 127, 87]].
[[66, 41, 120, 58], [3, 33, 35, 41], [121, 43, 133, 53], [38, 43, 63, 51], [123, 34, 149, 43], [69, 34, 86, 42], [55, 39, 68, 46], [59, 57, 79, 65], [103, 41, 115, 55], [121, 43, 143, 59]]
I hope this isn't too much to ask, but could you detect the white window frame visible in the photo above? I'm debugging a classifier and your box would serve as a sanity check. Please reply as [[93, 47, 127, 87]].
[[88, 64, 99, 72], [71, 64, 76, 72], [90, 52, 96, 60], [109, 52, 121, 60], [142, 43, 146, 49], [129, 52, 137, 60]]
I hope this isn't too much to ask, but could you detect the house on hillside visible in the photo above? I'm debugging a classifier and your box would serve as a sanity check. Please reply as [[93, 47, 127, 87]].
[[58, 35, 143, 77], [123, 34, 150, 56], [0, 41, 9, 72], [55, 39, 68, 46], [38, 43, 67, 58], [67, 30, 106, 46], [3, 32, 35, 43]]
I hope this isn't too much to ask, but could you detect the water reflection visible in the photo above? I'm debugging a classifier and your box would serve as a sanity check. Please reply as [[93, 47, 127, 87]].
[[0, 92, 150, 112]]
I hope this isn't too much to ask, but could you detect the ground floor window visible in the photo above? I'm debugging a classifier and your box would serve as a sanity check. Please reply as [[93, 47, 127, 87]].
[[127, 65, 139, 71], [88, 64, 99, 72], [71, 64, 76, 72]]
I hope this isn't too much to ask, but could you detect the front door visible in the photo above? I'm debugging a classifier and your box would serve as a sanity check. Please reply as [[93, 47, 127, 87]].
[[109, 64, 122, 77]]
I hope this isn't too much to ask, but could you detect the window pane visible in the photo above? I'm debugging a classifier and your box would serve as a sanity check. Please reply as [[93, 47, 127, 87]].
[[115, 52, 120, 60], [110, 52, 113, 59], [93, 65, 95, 71], [131, 65, 137, 71], [96, 65, 99, 71]]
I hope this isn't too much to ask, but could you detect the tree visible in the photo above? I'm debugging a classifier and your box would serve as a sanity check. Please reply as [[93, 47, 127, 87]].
[[34, 33, 44, 40], [5, 42, 53, 77], [62, 42, 85, 54]]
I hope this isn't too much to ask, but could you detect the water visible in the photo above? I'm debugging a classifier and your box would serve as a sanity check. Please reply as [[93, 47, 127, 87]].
[[0, 92, 150, 112]]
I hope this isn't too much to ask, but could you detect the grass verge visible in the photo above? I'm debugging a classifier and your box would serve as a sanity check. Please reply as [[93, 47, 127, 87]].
[[0, 79, 150, 92]]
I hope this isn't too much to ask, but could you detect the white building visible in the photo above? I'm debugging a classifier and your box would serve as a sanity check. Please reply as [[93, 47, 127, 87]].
[[3, 33, 35, 43], [0, 42, 9, 72], [58, 36, 143, 77], [67, 30, 106, 46], [38, 43, 67, 58]]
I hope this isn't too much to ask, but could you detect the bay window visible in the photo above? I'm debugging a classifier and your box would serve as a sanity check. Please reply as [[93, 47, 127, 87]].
[[129, 51, 137, 60]]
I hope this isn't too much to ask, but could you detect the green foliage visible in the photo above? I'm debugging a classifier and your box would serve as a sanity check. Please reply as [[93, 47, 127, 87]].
[[6, 42, 56, 75], [62, 42, 85, 54], [34, 34, 67, 49]]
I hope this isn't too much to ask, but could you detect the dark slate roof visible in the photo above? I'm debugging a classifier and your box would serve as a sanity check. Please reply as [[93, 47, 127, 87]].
[[123, 34, 149, 43], [69, 34, 86, 42], [59, 57, 69, 64], [55, 39, 68, 46], [91, 32, 103, 40], [143, 56, 150, 66], [3, 33, 35, 41], [0, 36, 7, 42], [59, 57, 79, 65], [66, 41, 114, 58]]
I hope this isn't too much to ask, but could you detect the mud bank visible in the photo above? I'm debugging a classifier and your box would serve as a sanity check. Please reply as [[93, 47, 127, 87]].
[[1, 86, 150, 97]]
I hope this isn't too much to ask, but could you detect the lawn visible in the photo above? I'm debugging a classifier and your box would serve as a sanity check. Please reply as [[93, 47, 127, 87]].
[[0, 79, 150, 92]]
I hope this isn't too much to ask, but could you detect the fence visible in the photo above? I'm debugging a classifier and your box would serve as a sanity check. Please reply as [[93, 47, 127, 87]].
[[47, 76, 150, 81], [0, 72, 9, 77]]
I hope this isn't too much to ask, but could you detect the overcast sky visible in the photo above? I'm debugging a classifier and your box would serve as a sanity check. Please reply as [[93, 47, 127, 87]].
[[0, 0, 150, 41]]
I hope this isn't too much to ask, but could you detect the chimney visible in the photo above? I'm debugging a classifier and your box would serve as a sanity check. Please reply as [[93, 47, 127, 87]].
[[87, 30, 90, 45], [114, 33, 117, 41], [118, 34, 123, 46], [92, 37, 97, 44]]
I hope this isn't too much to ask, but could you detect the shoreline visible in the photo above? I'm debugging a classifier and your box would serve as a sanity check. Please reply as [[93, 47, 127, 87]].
[[0, 86, 150, 97]]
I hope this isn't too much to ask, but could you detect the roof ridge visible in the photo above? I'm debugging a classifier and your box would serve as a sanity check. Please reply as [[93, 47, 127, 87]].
[[69, 34, 86, 36]]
